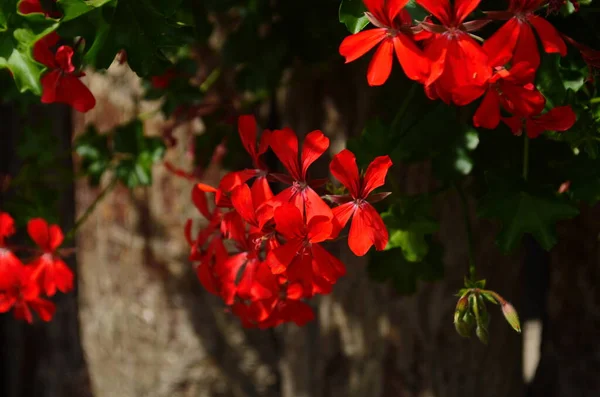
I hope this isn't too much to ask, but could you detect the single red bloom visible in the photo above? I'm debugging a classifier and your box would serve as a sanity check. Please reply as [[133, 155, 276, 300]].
[[0, 213, 22, 286], [217, 115, 272, 204], [453, 62, 546, 129], [27, 218, 74, 296], [18, 0, 62, 18], [195, 237, 227, 297], [484, 0, 567, 70], [329, 150, 392, 256], [502, 106, 577, 138], [417, 0, 491, 104], [269, 128, 333, 221], [267, 204, 345, 296], [232, 283, 314, 329], [339, 0, 430, 86], [230, 183, 276, 250], [0, 212, 16, 245], [33, 32, 96, 113], [0, 265, 56, 324]]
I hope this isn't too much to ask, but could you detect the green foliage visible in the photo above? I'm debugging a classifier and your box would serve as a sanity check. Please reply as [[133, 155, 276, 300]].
[[478, 174, 579, 252], [74, 120, 166, 188], [113, 120, 166, 188], [0, 1, 57, 94], [339, 0, 369, 34]]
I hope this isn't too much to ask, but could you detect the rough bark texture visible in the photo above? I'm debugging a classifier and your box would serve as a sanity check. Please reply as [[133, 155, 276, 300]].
[[68, 61, 528, 397]]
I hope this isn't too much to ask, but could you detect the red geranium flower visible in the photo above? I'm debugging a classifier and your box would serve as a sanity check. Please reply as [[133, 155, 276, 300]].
[[0, 265, 56, 324], [267, 204, 345, 296], [233, 282, 314, 329], [339, 0, 430, 86], [0, 213, 21, 283], [27, 218, 74, 296], [269, 128, 333, 221], [18, 0, 62, 18], [453, 62, 546, 129], [417, 0, 491, 104], [329, 150, 392, 256], [484, 0, 567, 70], [33, 32, 96, 112], [217, 115, 272, 204], [502, 106, 577, 138]]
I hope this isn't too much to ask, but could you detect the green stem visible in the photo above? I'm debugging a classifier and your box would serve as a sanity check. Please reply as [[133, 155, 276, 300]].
[[523, 133, 529, 181], [390, 82, 418, 131], [65, 177, 118, 242], [455, 183, 476, 281]]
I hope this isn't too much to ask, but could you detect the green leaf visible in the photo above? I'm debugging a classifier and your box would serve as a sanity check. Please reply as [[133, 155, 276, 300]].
[[113, 120, 166, 188], [74, 126, 112, 186], [339, 0, 369, 34], [536, 54, 567, 108], [57, 0, 116, 22], [383, 197, 439, 262], [72, 0, 192, 76], [478, 175, 579, 252], [405, 0, 428, 21], [0, 5, 57, 94]]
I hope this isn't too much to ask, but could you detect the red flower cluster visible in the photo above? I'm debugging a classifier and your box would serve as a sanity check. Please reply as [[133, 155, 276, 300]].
[[33, 32, 96, 113], [0, 213, 74, 323], [185, 116, 392, 328], [340, 0, 582, 138]]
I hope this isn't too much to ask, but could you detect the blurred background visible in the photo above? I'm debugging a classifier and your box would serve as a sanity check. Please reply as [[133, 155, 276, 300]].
[[1, 0, 600, 396]]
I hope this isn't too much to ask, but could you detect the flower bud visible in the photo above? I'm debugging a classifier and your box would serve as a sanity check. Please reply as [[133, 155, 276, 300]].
[[501, 301, 521, 333], [476, 324, 489, 345], [455, 311, 475, 338]]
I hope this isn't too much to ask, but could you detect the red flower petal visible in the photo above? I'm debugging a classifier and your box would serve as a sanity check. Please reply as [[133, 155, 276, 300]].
[[301, 130, 329, 179], [393, 34, 431, 83], [332, 202, 356, 232], [534, 105, 576, 133], [528, 15, 567, 56], [473, 90, 501, 129], [30, 298, 56, 322], [270, 128, 301, 180], [339, 29, 387, 64], [454, 0, 481, 24], [238, 115, 259, 162], [483, 18, 521, 67], [361, 155, 393, 197], [273, 204, 305, 239], [311, 244, 347, 283], [386, 0, 410, 23], [513, 23, 540, 70], [55, 46, 76, 73], [367, 39, 394, 86], [32, 32, 59, 68], [348, 203, 388, 256], [41, 72, 96, 113], [417, 0, 451, 26], [27, 218, 52, 251], [307, 216, 333, 243], [423, 35, 449, 86], [0, 212, 15, 242], [330, 149, 361, 197], [231, 184, 257, 225], [192, 184, 212, 219]]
